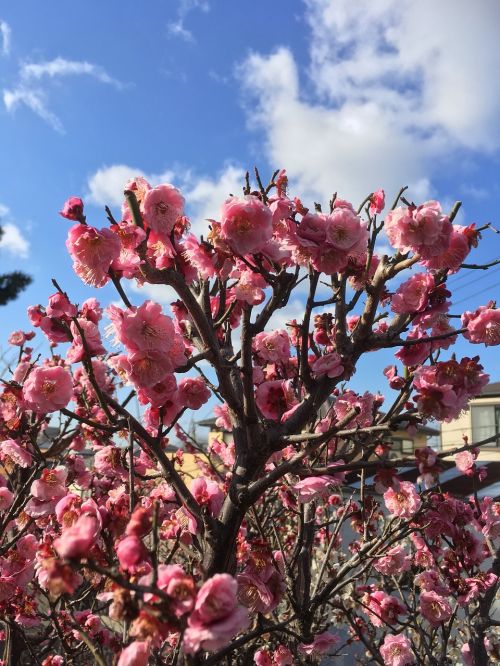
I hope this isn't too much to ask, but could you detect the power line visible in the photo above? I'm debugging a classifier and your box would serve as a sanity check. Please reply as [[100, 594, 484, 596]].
[[447, 255, 500, 287], [449, 264, 500, 296], [452, 275, 500, 306]]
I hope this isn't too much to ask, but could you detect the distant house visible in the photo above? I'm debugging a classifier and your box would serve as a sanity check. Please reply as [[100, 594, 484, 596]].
[[441, 381, 500, 462], [438, 381, 500, 499]]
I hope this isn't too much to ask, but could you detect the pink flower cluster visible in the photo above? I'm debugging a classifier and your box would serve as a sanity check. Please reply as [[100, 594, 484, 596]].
[[385, 200, 452, 259], [462, 303, 500, 346], [183, 574, 249, 653], [413, 356, 489, 421]]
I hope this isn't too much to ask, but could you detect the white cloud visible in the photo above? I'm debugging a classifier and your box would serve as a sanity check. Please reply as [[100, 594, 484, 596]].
[[4, 57, 122, 132], [167, 0, 209, 42], [4, 87, 64, 133], [87, 165, 149, 207], [0, 223, 30, 258], [0, 20, 11, 56], [237, 0, 500, 206], [19, 57, 122, 87], [129, 282, 177, 305]]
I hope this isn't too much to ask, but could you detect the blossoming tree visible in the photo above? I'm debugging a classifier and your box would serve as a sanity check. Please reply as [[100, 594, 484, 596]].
[[0, 170, 499, 666]]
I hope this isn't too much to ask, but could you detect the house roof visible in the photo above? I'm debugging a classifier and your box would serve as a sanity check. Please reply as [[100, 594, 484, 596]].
[[346, 460, 500, 500], [477, 381, 500, 398]]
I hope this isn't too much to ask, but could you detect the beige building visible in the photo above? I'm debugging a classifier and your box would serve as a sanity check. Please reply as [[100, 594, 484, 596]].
[[441, 381, 500, 462]]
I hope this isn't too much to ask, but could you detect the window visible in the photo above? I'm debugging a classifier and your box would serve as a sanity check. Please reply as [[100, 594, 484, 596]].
[[471, 405, 500, 446], [390, 438, 414, 456]]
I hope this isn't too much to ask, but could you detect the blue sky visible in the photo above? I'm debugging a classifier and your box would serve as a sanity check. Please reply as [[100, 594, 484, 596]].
[[0, 0, 499, 414]]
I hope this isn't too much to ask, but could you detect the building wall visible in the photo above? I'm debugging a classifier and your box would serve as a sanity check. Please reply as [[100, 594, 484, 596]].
[[441, 396, 500, 462]]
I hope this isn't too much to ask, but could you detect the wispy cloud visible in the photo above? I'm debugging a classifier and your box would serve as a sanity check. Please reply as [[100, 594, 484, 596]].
[[3, 57, 123, 133], [3, 87, 64, 133], [20, 57, 122, 87], [0, 204, 30, 259], [167, 0, 209, 42], [0, 20, 11, 56]]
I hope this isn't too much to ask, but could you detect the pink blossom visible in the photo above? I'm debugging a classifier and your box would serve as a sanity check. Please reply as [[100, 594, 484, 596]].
[[325, 208, 365, 251], [54, 513, 102, 559], [60, 196, 84, 222], [462, 305, 500, 346], [255, 380, 298, 421], [107, 301, 175, 354], [413, 357, 488, 422], [27, 304, 44, 326], [380, 634, 415, 666], [0, 439, 32, 468], [395, 329, 432, 367], [0, 487, 14, 511], [455, 450, 475, 474], [66, 318, 105, 364], [122, 176, 152, 216], [55, 493, 82, 526], [183, 574, 249, 653], [334, 390, 375, 428], [373, 545, 410, 576], [423, 225, 471, 273], [190, 574, 238, 624], [191, 477, 224, 517], [311, 352, 344, 378], [233, 269, 267, 305], [117, 640, 150, 666], [94, 446, 128, 479], [369, 189, 385, 215], [127, 350, 177, 388], [220, 195, 273, 255], [296, 212, 327, 245], [364, 590, 407, 627], [39, 316, 71, 344], [237, 571, 281, 614], [272, 645, 294, 665], [22, 366, 73, 413], [54, 500, 102, 559], [141, 183, 184, 238], [419, 590, 452, 626], [31, 467, 68, 501], [117, 535, 149, 571], [253, 329, 291, 363], [80, 297, 103, 324], [384, 365, 406, 390], [214, 403, 232, 431], [46, 292, 77, 319], [140, 564, 196, 616], [298, 631, 340, 656], [391, 273, 434, 314], [137, 374, 178, 408], [384, 481, 421, 519], [294, 470, 344, 503], [66, 224, 120, 287], [385, 201, 452, 259], [183, 234, 217, 280], [178, 378, 211, 410], [461, 643, 473, 666], [253, 649, 272, 666], [8, 330, 28, 346]]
